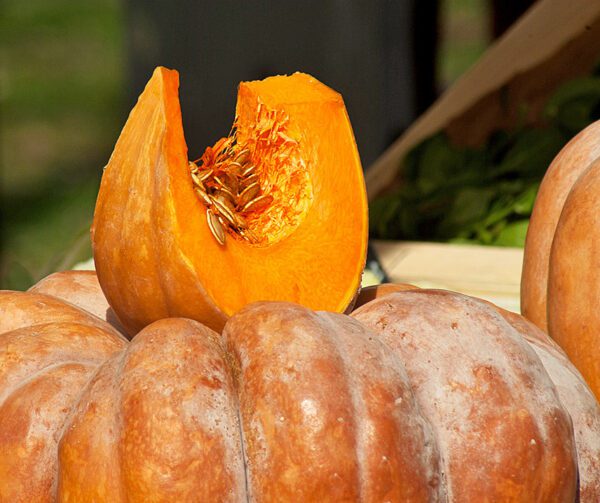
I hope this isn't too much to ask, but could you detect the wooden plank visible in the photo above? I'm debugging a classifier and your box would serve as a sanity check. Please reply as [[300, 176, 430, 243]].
[[372, 240, 523, 312], [366, 0, 600, 200]]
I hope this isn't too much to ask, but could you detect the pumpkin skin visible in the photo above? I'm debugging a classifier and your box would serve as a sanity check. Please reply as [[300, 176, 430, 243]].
[[353, 282, 419, 309], [521, 119, 600, 400], [3, 284, 597, 501], [547, 157, 600, 401], [29, 270, 125, 334], [352, 290, 579, 502], [92, 67, 368, 336], [521, 119, 600, 331], [356, 288, 600, 501]]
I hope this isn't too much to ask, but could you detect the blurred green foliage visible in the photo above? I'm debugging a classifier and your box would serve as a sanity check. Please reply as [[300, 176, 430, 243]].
[[370, 75, 600, 247], [1, 0, 126, 289]]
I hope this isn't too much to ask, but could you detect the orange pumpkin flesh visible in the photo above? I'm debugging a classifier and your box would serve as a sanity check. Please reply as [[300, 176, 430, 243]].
[[92, 67, 368, 335]]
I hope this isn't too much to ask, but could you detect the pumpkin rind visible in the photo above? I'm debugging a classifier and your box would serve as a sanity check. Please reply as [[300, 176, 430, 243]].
[[352, 290, 578, 502], [500, 309, 600, 501], [0, 293, 125, 501], [364, 286, 600, 500], [224, 302, 442, 501], [521, 119, 600, 331], [547, 157, 600, 400], [1, 283, 594, 500], [29, 270, 126, 334], [57, 318, 246, 501]]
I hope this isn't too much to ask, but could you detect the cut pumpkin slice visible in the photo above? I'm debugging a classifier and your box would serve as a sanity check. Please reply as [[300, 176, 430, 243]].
[[92, 67, 368, 334]]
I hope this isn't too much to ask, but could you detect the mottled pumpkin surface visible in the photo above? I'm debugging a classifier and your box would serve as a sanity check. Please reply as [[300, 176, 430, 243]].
[[2, 278, 598, 501]]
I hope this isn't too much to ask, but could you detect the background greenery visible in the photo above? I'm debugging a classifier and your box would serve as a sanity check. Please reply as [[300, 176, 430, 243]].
[[1, 0, 126, 289], [0, 0, 490, 290]]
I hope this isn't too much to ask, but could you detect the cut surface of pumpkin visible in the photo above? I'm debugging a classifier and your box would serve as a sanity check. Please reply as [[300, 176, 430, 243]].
[[92, 67, 368, 334]]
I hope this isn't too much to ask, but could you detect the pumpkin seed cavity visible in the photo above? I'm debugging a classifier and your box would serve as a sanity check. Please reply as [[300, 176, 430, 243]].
[[189, 100, 313, 247]]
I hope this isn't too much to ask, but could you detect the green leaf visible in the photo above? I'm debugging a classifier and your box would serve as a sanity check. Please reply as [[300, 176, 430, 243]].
[[437, 186, 496, 238], [1, 259, 35, 291], [493, 220, 530, 247]]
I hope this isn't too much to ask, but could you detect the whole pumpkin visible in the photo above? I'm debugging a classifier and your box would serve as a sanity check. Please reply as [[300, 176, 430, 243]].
[[2, 274, 599, 501], [521, 120, 600, 400]]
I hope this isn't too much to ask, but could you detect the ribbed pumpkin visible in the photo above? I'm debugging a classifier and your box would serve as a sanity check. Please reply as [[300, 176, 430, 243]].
[[521, 120, 600, 400], [91, 67, 368, 336], [1, 272, 598, 502]]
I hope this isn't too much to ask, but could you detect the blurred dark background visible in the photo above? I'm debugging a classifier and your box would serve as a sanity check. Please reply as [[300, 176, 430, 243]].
[[0, 0, 533, 289]]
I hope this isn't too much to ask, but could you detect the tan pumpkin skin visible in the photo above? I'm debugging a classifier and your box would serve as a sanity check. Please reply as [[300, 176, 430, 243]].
[[521, 120, 600, 331], [2, 287, 594, 501], [353, 283, 419, 309], [0, 293, 125, 502], [500, 309, 600, 501], [223, 302, 441, 501], [352, 290, 578, 502], [29, 270, 126, 334], [58, 318, 246, 501], [359, 286, 600, 500], [548, 158, 600, 401]]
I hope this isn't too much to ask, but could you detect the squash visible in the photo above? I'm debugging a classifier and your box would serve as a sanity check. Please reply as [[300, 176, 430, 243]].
[[92, 67, 368, 336], [353, 282, 419, 308], [2, 282, 598, 501], [28, 270, 125, 334], [353, 288, 600, 502], [546, 157, 600, 400], [521, 119, 600, 331], [521, 120, 600, 400]]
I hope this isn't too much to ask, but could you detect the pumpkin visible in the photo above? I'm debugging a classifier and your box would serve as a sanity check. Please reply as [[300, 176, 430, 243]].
[[521, 120, 600, 400], [91, 67, 368, 336], [521, 119, 600, 331], [353, 282, 419, 308], [2, 275, 599, 501], [28, 270, 125, 334]]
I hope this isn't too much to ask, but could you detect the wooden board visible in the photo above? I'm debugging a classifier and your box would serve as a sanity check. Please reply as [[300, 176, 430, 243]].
[[371, 240, 523, 313]]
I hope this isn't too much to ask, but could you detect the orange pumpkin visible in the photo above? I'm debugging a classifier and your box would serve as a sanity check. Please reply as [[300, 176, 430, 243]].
[[521, 119, 600, 331], [521, 120, 600, 400], [92, 67, 368, 336], [2, 275, 599, 501]]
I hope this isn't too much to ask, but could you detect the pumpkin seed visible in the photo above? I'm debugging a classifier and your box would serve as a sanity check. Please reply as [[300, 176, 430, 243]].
[[234, 148, 251, 165], [242, 173, 259, 187], [242, 194, 273, 213], [207, 209, 226, 245], [238, 182, 260, 208], [195, 188, 212, 207], [212, 196, 237, 226], [191, 172, 204, 188], [215, 187, 236, 205], [198, 168, 213, 181], [222, 172, 239, 194], [240, 164, 257, 178]]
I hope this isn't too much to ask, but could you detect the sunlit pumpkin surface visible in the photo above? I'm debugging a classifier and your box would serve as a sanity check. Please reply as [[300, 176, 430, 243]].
[[92, 68, 368, 333]]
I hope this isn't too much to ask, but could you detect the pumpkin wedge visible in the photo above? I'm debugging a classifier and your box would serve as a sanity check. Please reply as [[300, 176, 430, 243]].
[[92, 67, 368, 334]]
